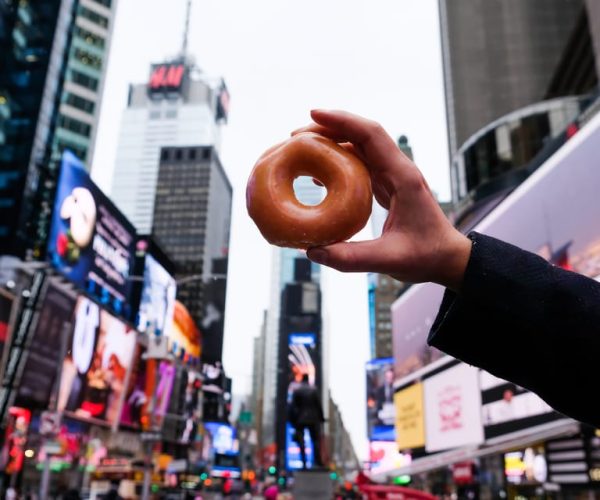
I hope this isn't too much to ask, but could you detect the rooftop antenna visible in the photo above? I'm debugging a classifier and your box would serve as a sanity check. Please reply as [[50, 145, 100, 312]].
[[181, 0, 192, 61]]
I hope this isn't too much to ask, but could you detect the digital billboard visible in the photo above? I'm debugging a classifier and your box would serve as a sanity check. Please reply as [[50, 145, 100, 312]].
[[366, 358, 395, 441], [16, 284, 76, 409], [204, 422, 237, 455], [57, 296, 137, 424], [119, 345, 148, 428], [136, 254, 176, 336], [285, 332, 318, 470], [169, 300, 201, 364], [0, 290, 14, 375], [369, 441, 412, 476], [47, 151, 136, 319], [423, 363, 484, 453], [394, 383, 425, 450], [480, 370, 558, 440]]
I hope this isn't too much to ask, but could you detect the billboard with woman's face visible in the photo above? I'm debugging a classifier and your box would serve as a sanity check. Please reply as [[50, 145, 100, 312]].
[[57, 296, 137, 424]]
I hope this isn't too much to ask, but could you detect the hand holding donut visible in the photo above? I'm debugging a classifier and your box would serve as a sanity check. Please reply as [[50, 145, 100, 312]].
[[247, 109, 472, 291]]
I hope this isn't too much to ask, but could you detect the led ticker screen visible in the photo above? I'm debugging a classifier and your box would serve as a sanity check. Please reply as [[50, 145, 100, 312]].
[[366, 357, 395, 441]]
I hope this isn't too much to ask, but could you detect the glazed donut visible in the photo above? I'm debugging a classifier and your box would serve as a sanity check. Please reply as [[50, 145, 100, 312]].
[[246, 132, 372, 248]]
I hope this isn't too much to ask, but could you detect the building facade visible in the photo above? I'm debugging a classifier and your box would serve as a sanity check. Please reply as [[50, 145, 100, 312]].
[[439, 0, 592, 157], [152, 144, 232, 363], [0, 0, 117, 256], [110, 60, 228, 235]]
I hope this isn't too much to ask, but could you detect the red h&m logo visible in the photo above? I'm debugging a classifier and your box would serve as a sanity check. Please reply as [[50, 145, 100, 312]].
[[149, 64, 185, 90]]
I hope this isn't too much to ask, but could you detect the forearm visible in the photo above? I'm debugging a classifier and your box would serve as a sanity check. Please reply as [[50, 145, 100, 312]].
[[428, 232, 600, 427]]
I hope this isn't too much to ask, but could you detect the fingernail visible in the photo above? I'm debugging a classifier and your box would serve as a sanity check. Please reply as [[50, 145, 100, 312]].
[[307, 248, 328, 264]]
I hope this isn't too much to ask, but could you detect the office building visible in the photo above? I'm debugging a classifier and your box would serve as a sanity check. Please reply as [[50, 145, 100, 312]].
[[152, 144, 232, 363], [110, 59, 228, 234], [0, 0, 117, 256], [439, 0, 594, 157]]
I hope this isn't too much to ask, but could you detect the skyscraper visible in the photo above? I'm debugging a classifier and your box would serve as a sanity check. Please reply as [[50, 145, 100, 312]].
[[152, 144, 232, 363], [439, 0, 589, 157], [110, 59, 229, 234], [0, 0, 117, 256]]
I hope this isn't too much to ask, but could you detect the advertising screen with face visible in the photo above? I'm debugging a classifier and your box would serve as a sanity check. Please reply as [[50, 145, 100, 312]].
[[366, 358, 396, 441], [47, 151, 136, 319], [137, 254, 176, 336], [57, 296, 137, 424]]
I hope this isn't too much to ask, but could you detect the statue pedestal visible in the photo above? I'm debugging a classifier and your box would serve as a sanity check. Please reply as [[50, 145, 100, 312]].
[[292, 469, 333, 500]]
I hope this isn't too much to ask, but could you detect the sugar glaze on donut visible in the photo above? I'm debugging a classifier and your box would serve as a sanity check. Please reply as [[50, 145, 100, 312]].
[[246, 132, 372, 248]]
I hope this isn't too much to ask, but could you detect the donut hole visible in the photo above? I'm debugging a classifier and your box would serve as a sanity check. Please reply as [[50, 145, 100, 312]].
[[293, 176, 327, 206]]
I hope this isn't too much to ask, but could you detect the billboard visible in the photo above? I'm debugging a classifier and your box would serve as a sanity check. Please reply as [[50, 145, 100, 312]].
[[369, 441, 412, 476], [204, 422, 237, 455], [394, 383, 425, 450], [366, 358, 395, 441], [480, 371, 558, 440], [57, 296, 137, 424], [0, 290, 14, 375], [148, 63, 186, 94], [169, 300, 201, 364], [16, 285, 76, 409], [136, 254, 177, 337], [391, 284, 444, 380], [423, 363, 484, 453], [286, 332, 319, 470], [47, 151, 136, 319]]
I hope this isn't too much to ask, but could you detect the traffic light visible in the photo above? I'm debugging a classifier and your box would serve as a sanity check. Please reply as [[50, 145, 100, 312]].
[[268, 465, 277, 475], [329, 472, 338, 481], [393, 475, 411, 485]]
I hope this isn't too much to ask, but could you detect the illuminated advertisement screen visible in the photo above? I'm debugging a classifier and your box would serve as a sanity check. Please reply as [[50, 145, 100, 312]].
[[204, 422, 237, 455], [504, 445, 547, 485], [47, 151, 136, 319], [119, 345, 148, 428], [148, 63, 185, 94], [366, 357, 395, 441], [369, 441, 412, 476], [57, 296, 137, 424], [16, 285, 76, 409], [285, 332, 318, 470], [394, 383, 425, 450], [137, 254, 176, 336], [480, 371, 558, 439], [423, 363, 484, 453], [0, 290, 14, 372]]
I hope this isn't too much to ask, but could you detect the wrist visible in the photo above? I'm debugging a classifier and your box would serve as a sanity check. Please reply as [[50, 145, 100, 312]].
[[432, 230, 472, 292]]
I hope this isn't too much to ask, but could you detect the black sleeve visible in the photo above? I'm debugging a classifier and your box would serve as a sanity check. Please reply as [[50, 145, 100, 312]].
[[428, 232, 600, 428]]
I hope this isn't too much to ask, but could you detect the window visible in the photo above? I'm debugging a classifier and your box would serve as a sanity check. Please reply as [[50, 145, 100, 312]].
[[58, 114, 91, 137], [202, 148, 211, 160], [189, 149, 196, 160], [74, 26, 105, 48], [175, 150, 183, 160], [70, 69, 99, 91], [91, 0, 112, 7], [74, 48, 102, 69], [55, 140, 87, 162], [65, 93, 95, 114], [78, 6, 109, 28]]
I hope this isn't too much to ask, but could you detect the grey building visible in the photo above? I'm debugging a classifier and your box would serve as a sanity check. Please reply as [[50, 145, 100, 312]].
[[439, 0, 597, 157], [0, 0, 117, 256], [152, 145, 232, 363]]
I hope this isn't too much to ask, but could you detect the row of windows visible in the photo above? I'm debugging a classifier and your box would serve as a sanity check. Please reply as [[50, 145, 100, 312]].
[[149, 110, 178, 120], [58, 114, 91, 137], [70, 69, 99, 91], [65, 92, 95, 114], [161, 148, 212, 162], [74, 47, 102, 70], [74, 25, 105, 49], [78, 6, 109, 28], [90, 0, 112, 7]]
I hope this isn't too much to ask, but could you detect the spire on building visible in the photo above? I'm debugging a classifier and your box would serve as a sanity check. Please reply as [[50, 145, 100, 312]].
[[181, 0, 193, 61]]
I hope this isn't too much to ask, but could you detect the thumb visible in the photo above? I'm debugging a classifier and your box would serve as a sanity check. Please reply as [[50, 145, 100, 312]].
[[306, 239, 385, 273]]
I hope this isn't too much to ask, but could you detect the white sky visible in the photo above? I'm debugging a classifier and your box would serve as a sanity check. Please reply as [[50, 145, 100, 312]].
[[92, 0, 450, 461]]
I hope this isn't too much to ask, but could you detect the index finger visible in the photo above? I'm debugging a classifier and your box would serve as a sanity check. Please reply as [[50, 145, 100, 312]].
[[306, 110, 407, 171]]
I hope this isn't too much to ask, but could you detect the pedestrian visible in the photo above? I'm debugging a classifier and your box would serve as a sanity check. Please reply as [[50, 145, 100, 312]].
[[296, 109, 600, 429]]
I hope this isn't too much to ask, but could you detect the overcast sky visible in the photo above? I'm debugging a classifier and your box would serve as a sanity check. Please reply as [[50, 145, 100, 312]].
[[92, 0, 450, 460]]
